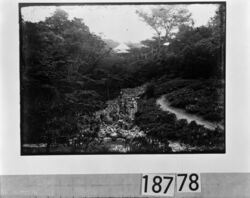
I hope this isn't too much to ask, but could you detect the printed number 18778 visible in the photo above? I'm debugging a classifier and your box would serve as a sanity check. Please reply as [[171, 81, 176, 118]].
[[142, 173, 201, 196]]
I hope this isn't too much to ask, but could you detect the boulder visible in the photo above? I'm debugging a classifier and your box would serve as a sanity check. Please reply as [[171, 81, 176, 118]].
[[110, 132, 118, 138], [116, 138, 126, 143], [103, 137, 112, 142]]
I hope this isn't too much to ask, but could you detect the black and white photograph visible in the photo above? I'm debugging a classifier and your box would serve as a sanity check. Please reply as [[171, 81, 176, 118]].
[[20, 2, 226, 154]]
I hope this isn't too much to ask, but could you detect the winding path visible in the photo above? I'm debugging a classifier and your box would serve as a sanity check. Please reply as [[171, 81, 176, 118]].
[[156, 95, 224, 130]]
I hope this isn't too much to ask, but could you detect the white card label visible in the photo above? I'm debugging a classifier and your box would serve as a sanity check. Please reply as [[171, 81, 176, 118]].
[[176, 173, 201, 192], [141, 174, 175, 196]]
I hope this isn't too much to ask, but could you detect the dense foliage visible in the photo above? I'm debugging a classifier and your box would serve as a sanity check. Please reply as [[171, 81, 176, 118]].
[[21, 4, 225, 153], [135, 98, 224, 152], [21, 9, 134, 145]]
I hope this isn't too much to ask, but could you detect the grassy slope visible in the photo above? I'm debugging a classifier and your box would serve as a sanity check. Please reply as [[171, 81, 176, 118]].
[[134, 77, 225, 152], [154, 77, 225, 124]]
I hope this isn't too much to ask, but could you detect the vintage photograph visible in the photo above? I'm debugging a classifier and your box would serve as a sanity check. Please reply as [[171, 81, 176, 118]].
[[20, 2, 225, 154]]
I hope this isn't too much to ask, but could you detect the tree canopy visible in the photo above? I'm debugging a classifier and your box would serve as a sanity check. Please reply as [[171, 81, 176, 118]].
[[136, 6, 193, 56]]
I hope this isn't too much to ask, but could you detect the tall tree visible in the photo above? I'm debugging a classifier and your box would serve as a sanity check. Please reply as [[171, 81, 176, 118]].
[[136, 6, 193, 57], [208, 4, 226, 77], [21, 8, 110, 144]]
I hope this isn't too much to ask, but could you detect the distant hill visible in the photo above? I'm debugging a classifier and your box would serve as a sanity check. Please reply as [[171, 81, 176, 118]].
[[103, 39, 120, 49]]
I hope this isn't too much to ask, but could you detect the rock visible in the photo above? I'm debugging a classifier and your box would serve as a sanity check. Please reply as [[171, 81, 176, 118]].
[[103, 137, 112, 142], [110, 132, 118, 138], [120, 131, 128, 138], [116, 138, 126, 143], [98, 133, 105, 138], [126, 135, 134, 140], [105, 128, 111, 134]]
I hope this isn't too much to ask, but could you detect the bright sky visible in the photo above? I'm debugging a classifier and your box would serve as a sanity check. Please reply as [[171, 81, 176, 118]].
[[21, 4, 218, 43]]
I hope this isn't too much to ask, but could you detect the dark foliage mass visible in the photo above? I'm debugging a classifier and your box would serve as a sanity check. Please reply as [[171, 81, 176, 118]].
[[135, 99, 224, 152], [152, 78, 225, 123], [20, 4, 225, 154], [21, 9, 134, 145]]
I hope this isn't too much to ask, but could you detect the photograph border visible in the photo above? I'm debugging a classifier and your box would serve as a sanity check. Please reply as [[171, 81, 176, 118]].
[[19, 1, 226, 155]]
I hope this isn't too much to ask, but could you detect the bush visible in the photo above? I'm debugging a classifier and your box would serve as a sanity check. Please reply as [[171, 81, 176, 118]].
[[145, 83, 156, 98], [135, 98, 225, 151]]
